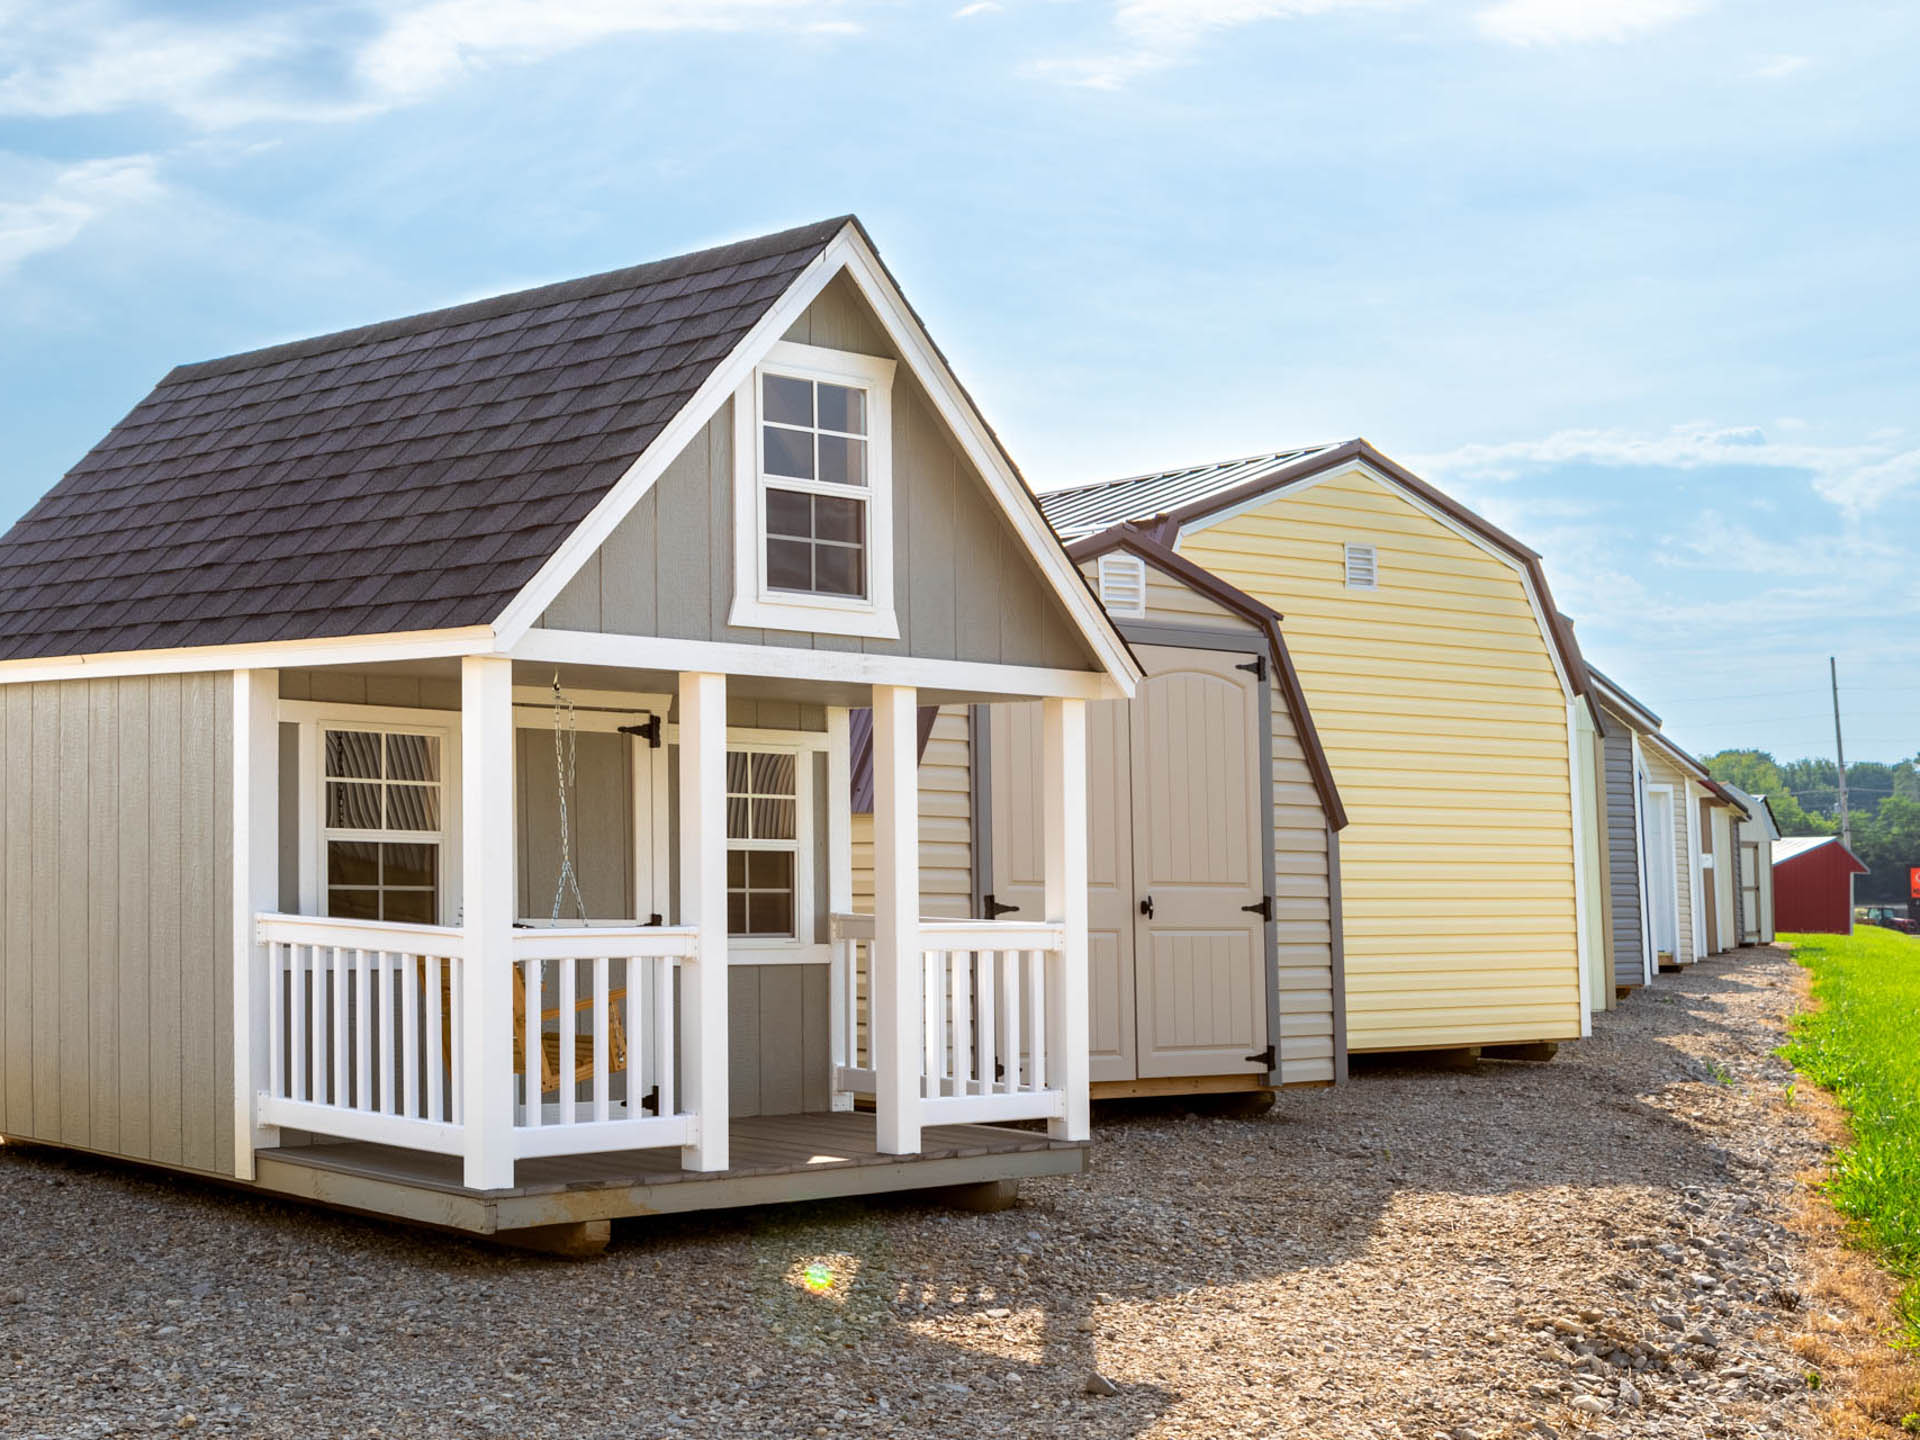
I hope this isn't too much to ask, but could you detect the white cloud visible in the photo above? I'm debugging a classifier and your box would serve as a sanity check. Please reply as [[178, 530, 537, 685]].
[[0, 155, 162, 275], [954, 2, 1003, 15], [1749, 54, 1808, 79], [0, 0, 855, 127], [1474, 0, 1704, 46], [1416, 423, 1920, 517], [1034, 0, 1403, 89], [357, 0, 850, 104]]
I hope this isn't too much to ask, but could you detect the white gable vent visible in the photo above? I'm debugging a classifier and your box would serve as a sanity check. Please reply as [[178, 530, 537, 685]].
[[1344, 542, 1378, 590], [1097, 553, 1147, 618]]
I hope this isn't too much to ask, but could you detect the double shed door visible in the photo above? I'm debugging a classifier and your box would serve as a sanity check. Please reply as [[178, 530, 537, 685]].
[[989, 647, 1268, 1082]]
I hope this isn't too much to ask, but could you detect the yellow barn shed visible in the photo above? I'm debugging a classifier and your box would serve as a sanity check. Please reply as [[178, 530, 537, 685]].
[[1041, 440, 1604, 1056]]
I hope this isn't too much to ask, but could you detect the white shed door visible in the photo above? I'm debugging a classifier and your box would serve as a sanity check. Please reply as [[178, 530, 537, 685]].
[[1129, 649, 1267, 1079], [987, 699, 1138, 1083]]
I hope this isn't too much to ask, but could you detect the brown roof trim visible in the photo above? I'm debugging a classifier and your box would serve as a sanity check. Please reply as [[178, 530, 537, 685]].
[[1588, 667, 1663, 731], [1132, 438, 1595, 706], [1068, 524, 1348, 831]]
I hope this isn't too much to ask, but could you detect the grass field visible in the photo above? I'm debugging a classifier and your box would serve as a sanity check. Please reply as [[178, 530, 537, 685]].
[[1783, 926, 1920, 1350]]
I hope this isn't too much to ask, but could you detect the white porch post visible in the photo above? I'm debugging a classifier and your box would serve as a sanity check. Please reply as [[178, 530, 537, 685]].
[[872, 684, 922, 1155], [678, 671, 730, 1172], [461, 655, 517, 1191], [231, 668, 280, 1180], [1043, 696, 1090, 1143]]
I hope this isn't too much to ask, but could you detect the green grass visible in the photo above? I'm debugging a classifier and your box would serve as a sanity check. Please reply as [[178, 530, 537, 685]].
[[1783, 927, 1920, 1348]]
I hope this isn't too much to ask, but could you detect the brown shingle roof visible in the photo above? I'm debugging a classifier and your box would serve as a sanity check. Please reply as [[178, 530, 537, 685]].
[[0, 217, 849, 661]]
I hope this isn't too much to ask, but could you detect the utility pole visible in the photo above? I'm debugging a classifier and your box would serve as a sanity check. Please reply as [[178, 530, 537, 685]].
[[1831, 656, 1851, 850]]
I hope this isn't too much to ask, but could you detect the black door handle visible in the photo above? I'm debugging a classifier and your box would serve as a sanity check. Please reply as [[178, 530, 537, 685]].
[[1139, 895, 1154, 919], [984, 893, 1019, 919]]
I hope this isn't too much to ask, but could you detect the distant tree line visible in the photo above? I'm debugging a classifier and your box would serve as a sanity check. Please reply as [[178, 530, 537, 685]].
[[1704, 750, 1920, 905]]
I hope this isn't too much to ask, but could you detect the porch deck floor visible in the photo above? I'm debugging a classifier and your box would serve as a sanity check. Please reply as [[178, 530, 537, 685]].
[[252, 1113, 1086, 1232]]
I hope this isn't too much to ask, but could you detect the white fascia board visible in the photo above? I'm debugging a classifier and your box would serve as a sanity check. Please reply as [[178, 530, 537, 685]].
[[0, 626, 496, 687], [511, 627, 1124, 701], [490, 224, 1140, 698], [1642, 728, 1714, 786], [1590, 676, 1660, 734], [1178, 458, 1578, 704]]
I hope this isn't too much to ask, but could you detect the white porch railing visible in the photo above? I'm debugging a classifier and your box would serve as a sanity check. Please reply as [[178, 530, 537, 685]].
[[254, 914, 698, 1164], [829, 913, 1068, 1126]]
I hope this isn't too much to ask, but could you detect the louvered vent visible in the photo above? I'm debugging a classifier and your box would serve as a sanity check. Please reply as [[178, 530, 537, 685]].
[[1097, 553, 1147, 617], [1344, 542, 1378, 590]]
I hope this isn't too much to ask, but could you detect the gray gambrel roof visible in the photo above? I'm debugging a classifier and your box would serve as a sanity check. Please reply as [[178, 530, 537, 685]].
[[0, 218, 850, 661]]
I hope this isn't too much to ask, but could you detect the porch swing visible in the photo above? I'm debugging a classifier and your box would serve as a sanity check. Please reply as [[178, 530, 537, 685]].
[[422, 680, 633, 1110]]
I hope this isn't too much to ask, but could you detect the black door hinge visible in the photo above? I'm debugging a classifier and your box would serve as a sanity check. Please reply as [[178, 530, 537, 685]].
[[1242, 895, 1272, 921], [1245, 1044, 1275, 1070], [618, 715, 663, 748], [984, 893, 1019, 919], [644, 913, 664, 927], [640, 1085, 661, 1115], [1139, 895, 1155, 919], [1235, 655, 1267, 681]]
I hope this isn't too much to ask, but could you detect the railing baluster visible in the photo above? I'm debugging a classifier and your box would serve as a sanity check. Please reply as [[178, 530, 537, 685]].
[[923, 950, 940, 1100], [425, 954, 444, 1123], [654, 954, 675, 1119], [523, 957, 543, 1129], [1028, 948, 1047, 1092], [976, 949, 996, 1098], [828, 934, 847, 1077], [354, 947, 372, 1111], [376, 951, 396, 1116], [331, 945, 348, 1109], [952, 949, 972, 1098], [557, 955, 577, 1127], [402, 952, 420, 1121], [448, 955, 463, 1126], [267, 939, 284, 1103], [1001, 948, 1019, 1092], [591, 956, 610, 1124]]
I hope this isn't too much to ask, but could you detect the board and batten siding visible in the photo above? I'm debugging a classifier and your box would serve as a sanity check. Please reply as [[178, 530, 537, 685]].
[[1600, 717, 1647, 987], [1, 674, 235, 1175], [1178, 465, 1581, 1052], [535, 274, 1097, 673]]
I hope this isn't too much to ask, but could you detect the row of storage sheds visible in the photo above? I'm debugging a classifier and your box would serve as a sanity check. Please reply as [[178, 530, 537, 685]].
[[1584, 669, 1779, 995]]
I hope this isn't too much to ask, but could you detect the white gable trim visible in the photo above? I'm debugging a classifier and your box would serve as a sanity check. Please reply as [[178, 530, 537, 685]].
[[1174, 458, 1577, 703], [490, 225, 1140, 696]]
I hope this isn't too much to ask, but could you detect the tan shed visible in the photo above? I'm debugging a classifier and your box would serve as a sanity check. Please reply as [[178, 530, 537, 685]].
[[979, 527, 1349, 1095]]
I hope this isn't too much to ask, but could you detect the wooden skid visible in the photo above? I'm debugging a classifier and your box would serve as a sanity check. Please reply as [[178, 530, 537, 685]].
[[250, 1111, 1086, 1235]]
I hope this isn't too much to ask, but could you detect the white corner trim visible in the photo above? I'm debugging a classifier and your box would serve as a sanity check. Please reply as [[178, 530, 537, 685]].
[[1566, 700, 1593, 1038], [488, 226, 1139, 695], [727, 344, 900, 639]]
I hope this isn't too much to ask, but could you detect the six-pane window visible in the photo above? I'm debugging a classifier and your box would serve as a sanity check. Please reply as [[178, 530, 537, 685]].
[[761, 373, 868, 598], [324, 729, 444, 924], [726, 749, 798, 937]]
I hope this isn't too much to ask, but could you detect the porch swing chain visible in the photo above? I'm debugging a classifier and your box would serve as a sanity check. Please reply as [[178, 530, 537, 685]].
[[550, 676, 589, 924]]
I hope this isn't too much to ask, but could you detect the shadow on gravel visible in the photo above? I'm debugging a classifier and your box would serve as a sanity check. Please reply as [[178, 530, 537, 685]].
[[0, 946, 1789, 1439]]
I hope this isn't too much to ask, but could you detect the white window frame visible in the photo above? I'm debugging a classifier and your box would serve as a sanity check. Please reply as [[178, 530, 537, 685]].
[[1096, 552, 1147, 618], [729, 339, 899, 640], [284, 703, 463, 928], [1344, 541, 1379, 591]]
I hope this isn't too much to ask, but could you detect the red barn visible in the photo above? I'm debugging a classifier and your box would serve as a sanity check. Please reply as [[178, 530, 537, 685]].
[[1772, 836, 1868, 934]]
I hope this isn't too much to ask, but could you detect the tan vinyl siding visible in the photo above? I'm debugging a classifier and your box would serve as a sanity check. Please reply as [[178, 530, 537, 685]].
[[0, 674, 234, 1174], [1179, 464, 1580, 1052], [851, 705, 973, 918], [1271, 671, 1336, 1082]]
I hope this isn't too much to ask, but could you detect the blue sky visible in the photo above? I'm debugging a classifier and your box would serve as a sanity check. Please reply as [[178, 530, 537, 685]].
[[2, 0, 1916, 766]]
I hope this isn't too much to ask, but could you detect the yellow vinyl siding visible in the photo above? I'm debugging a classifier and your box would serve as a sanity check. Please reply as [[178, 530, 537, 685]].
[[850, 705, 973, 919], [1180, 464, 1580, 1052], [1078, 557, 1250, 631]]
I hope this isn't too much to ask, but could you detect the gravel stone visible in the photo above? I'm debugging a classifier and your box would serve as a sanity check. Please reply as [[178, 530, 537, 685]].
[[0, 945, 1834, 1437]]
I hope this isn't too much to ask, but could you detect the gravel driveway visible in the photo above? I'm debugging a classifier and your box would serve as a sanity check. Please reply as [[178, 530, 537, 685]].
[[0, 945, 1835, 1439]]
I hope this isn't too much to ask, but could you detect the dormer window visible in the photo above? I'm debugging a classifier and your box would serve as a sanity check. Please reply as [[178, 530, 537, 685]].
[[731, 340, 898, 638]]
